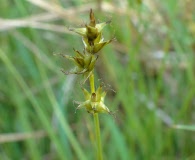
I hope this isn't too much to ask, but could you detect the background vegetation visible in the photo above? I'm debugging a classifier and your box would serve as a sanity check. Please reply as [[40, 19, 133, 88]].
[[0, 0, 195, 159]]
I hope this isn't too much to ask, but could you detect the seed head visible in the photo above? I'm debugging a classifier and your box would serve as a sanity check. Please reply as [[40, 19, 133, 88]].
[[76, 85, 110, 114], [55, 49, 97, 82], [69, 9, 113, 54]]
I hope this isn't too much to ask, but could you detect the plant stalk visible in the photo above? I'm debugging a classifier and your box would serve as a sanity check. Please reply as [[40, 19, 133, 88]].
[[89, 72, 103, 160]]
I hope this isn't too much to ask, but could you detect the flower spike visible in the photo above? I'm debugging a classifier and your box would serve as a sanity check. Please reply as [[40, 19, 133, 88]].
[[76, 85, 110, 114], [55, 9, 114, 115], [69, 9, 113, 54], [54, 49, 98, 82]]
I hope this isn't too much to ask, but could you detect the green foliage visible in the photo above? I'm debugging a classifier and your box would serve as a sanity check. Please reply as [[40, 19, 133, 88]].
[[0, 0, 195, 159]]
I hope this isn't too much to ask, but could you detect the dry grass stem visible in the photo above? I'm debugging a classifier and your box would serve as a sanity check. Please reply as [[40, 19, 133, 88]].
[[0, 130, 47, 143]]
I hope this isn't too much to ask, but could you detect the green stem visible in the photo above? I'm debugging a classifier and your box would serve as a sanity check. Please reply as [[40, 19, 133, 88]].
[[93, 113, 103, 160], [89, 72, 95, 93], [89, 72, 103, 160]]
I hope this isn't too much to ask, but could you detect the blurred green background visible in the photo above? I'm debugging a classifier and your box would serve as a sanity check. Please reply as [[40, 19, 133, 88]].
[[0, 0, 195, 159]]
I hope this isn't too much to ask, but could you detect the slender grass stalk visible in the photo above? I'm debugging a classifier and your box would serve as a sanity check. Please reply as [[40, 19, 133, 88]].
[[93, 113, 103, 160], [89, 72, 95, 93], [58, 9, 110, 159], [89, 72, 103, 160]]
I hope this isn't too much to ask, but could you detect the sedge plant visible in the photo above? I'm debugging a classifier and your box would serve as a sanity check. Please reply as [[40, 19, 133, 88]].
[[55, 9, 114, 160]]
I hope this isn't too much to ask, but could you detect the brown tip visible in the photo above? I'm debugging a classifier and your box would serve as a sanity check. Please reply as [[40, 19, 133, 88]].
[[91, 93, 97, 101], [89, 9, 96, 27], [91, 93, 96, 97]]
